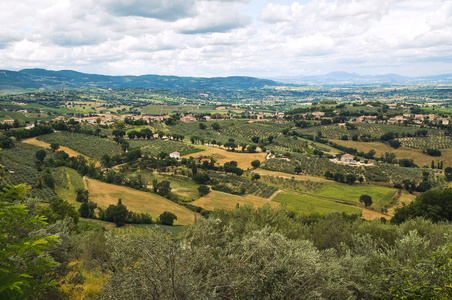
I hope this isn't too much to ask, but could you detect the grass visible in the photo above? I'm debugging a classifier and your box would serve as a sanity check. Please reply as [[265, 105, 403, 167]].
[[84, 177, 195, 225], [55, 167, 85, 208], [309, 182, 397, 210], [138, 171, 200, 201], [272, 192, 362, 215], [191, 190, 279, 211]]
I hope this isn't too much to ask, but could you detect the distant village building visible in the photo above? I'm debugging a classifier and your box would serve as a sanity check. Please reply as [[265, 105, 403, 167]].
[[1, 119, 14, 125], [170, 151, 180, 160], [180, 114, 197, 123], [341, 154, 355, 163]]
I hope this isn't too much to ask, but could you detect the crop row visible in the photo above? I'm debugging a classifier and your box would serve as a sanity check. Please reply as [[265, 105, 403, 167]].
[[208, 171, 278, 198], [38, 132, 122, 159], [397, 136, 452, 149]]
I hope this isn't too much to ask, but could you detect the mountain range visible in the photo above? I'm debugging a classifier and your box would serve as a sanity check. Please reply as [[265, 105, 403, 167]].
[[1, 69, 452, 92]]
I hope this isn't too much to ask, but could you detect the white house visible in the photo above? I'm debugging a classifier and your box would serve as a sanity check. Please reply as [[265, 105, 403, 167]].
[[341, 154, 354, 163], [170, 151, 180, 160]]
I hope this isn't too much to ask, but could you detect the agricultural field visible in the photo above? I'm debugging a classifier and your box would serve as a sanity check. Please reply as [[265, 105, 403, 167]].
[[183, 146, 267, 170], [296, 123, 441, 140], [129, 139, 202, 156], [136, 171, 200, 201], [37, 132, 122, 160], [208, 171, 278, 198], [54, 167, 85, 207], [23, 137, 90, 159], [331, 139, 449, 168], [310, 182, 397, 211], [191, 190, 279, 211], [397, 135, 452, 150], [141, 104, 214, 115], [84, 177, 195, 225], [0, 142, 56, 199], [262, 152, 426, 184], [272, 192, 362, 216]]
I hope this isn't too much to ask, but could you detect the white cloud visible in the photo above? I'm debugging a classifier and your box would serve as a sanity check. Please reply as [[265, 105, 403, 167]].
[[0, 0, 451, 77]]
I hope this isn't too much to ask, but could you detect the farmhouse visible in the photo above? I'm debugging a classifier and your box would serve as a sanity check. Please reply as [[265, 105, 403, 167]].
[[341, 154, 355, 163], [170, 151, 180, 160], [1, 119, 14, 125]]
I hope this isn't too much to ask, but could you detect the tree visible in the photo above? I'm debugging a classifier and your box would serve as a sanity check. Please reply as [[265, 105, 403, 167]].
[[251, 136, 260, 143], [251, 173, 261, 181], [359, 194, 373, 207], [211, 122, 220, 131], [159, 211, 177, 225], [0, 184, 60, 299], [345, 174, 356, 184], [75, 188, 89, 203], [156, 180, 171, 196], [50, 142, 60, 152], [35, 149, 47, 163], [251, 160, 261, 169], [198, 184, 210, 196], [193, 172, 210, 184], [121, 140, 129, 153], [105, 199, 129, 227], [392, 188, 452, 224], [199, 123, 206, 130], [294, 166, 302, 174]]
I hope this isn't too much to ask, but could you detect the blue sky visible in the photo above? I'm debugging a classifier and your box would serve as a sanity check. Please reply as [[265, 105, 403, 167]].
[[1, 0, 452, 77]]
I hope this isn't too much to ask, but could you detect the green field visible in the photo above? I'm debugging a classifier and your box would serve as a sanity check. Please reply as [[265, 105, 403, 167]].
[[272, 192, 362, 215], [55, 167, 85, 208], [309, 183, 397, 210]]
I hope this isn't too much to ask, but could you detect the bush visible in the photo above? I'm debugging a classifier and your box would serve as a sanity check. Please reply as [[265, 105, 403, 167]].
[[159, 211, 177, 225]]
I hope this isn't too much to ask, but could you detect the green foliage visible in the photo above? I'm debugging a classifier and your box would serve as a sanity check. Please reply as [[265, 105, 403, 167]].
[[359, 194, 373, 207], [104, 199, 129, 227], [251, 159, 261, 169], [159, 211, 178, 226], [392, 188, 452, 224], [197, 184, 210, 196], [0, 184, 60, 299], [35, 149, 47, 163]]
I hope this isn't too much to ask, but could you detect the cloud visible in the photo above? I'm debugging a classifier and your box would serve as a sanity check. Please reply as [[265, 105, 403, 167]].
[[101, 0, 197, 21]]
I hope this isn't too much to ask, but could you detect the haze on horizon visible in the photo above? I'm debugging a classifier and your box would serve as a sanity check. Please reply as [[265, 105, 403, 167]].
[[1, 0, 452, 78]]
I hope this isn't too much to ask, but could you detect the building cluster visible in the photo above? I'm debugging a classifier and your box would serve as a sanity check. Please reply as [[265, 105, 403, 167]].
[[352, 113, 449, 125], [53, 114, 171, 125]]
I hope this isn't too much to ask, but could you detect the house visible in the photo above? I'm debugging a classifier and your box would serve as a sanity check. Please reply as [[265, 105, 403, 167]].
[[170, 151, 180, 160], [341, 154, 355, 163], [2, 119, 14, 125]]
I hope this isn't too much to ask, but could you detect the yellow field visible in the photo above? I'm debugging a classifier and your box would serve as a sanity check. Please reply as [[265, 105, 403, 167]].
[[191, 190, 279, 211], [254, 168, 332, 183], [182, 146, 267, 170], [331, 139, 451, 168], [23, 137, 89, 159], [84, 177, 195, 225]]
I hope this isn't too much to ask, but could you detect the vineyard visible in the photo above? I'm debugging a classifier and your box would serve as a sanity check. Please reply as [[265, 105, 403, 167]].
[[262, 153, 427, 184], [397, 136, 452, 149], [0, 142, 56, 199], [129, 139, 202, 156], [295, 123, 441, 140], [260, 175, 324, 193], [37, 132, 122, 159], [208, 171, 278, 198]]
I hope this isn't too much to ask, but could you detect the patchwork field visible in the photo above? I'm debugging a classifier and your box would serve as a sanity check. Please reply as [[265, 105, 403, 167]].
[[23, 137, 91, 159], [83, 177, 195, 225], [331, 139, 451, 168], [182, 146, 267, 169], [272, 192, 362, 215], [191, 190, 279, 211]]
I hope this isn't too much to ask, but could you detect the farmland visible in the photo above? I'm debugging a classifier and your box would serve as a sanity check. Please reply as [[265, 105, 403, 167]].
[[182, 146, 267, 170], [331, 139, 450, 168], [84, 177, 195, 225], [272, 192, 362, 215], [191, 190, 279, 211]]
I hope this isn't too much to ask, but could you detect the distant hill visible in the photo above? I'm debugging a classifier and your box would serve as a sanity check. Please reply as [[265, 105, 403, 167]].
[[270, 71, 452, 84], [0, 69, 280, 92]]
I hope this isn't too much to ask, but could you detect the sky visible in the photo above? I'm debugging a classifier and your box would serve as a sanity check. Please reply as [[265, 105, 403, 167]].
[[1, 0, 452, 78]]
